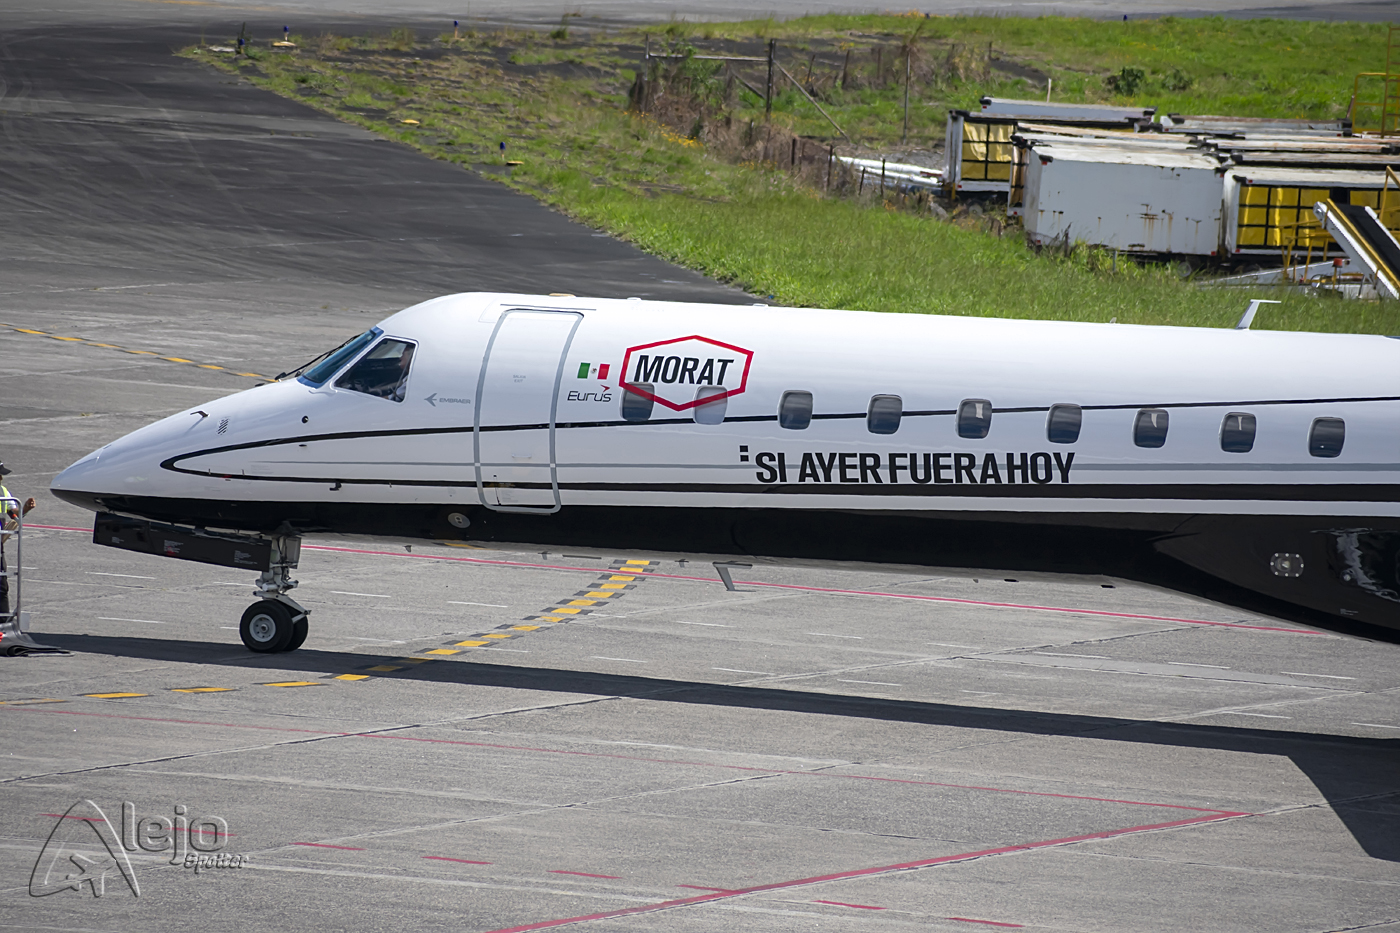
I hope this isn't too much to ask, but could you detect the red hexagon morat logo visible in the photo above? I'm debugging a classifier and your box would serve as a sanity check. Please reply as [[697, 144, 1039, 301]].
[[619, 335, 754, 412]]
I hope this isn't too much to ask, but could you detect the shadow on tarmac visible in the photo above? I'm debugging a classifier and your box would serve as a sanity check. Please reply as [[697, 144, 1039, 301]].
[[41, 633, 1400, 863]]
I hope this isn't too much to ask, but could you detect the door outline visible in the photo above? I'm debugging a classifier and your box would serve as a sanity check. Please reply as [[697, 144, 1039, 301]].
[[473, 309, 584, 514]]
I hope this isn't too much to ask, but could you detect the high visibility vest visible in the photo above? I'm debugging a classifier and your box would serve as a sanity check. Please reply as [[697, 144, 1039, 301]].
[[0, 484, 12, 542]]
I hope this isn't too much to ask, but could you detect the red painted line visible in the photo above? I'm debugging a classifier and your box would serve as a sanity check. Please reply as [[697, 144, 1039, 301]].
[[292, 842, 364, 850], [947, 917, 1023, 928], [676, 885, 737, 893], [302, 544, 1319, 634], [423, 855, 492, 865], [815, 899, 885, 910], [478, 812, 1240, 933], [34, 522, 1310, 634], [548, 870, 622, 879], [7, 708, 1247, 819]]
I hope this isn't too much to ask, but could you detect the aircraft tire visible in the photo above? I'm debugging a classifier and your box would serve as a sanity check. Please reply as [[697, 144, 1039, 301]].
[[240, 601, 294, 653], [282, 618, 309, 652]]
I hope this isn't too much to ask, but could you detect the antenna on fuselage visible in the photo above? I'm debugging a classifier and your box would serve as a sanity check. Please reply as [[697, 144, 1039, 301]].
[[1234, 299, 1281, 331]]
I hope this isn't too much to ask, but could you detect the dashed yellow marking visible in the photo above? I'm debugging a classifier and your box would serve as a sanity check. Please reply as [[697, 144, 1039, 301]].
[[0, 698, 67, 705], [625, 560, 651, 565], [597, 583, 628, 589], [607, 575, 638, 581], [3, 323, 271, 381], [365, 665, 403, 672], [548, 607, 583, 615], [535, 616, 564, 622], [170, 687, 233, 693], [483, 633, 512, 639], [580, 591, 621, 598], [334, 674, 371, 681], [84, 692, 148, 699], [565, 600, 597, 607], [455, 640, 490, 647], [397, 658, 430, 664], [262, 681, 323, 688], [425, 648, 462, 655], [511, 625, 541, 631]]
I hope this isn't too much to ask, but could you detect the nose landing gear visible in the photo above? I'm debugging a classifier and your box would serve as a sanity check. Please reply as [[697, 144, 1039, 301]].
[[238, 534, 309, 654]]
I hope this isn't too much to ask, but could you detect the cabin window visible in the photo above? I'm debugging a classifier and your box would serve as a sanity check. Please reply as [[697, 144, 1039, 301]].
[[867, 395, 902, 435], [693, 385, 727, 425], [300, 328, 380, 386], [621, 384, 654, 422], [958, 399, 992, 439], [335, 339, 416, 402], [1133, 408, 1169, 448], [1046, 404, 1082, 444], [779, 390, 813, 430], [1220, 412, 1256, 453], [1309, 417, 1345, 458]]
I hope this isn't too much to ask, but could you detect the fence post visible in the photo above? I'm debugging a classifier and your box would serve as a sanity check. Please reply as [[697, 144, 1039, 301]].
[[903, 47, 911, 144], [765, 39, 776, 119], [826, 145, 834, 190]]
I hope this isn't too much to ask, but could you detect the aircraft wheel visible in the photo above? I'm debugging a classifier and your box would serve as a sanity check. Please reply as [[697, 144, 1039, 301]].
[[240, 601, 293, 653], [282, 618, 309, 652]]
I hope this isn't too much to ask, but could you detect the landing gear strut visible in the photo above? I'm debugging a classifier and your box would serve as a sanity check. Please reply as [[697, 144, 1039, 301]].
[[239, 534, 309, 653]]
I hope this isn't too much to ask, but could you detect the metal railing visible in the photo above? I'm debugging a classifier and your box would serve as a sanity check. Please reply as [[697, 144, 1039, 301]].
[[1, 496, 23, 626]]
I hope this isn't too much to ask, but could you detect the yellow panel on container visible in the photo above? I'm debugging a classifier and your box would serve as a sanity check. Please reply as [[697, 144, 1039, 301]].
[[962, 121, 987, 141], [988, 122, 1014, 142], [1268, 207, 1298, 227], [962, 161, 987, 180], [1298, 188, 1327, 207], [963, 140, 987, 161], [1240, 186, 1269, 206], [1238, 226, 1267, 247], [1352, 189, 1380, 207], [1266, 228, 1282, 247], [985, 161, 1011, 181], [1239, 207, 1268, 226], [1269, 187, 1299, 206]]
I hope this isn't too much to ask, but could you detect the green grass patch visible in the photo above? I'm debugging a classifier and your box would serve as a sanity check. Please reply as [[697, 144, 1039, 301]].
[[182, 17, 1400, 335]]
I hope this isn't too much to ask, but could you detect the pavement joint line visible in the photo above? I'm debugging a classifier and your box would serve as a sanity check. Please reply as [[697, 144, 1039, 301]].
[[0, 322, 272, 381]]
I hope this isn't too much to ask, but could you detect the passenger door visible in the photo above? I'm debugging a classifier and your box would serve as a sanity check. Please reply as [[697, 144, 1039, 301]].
[[474, 309, 583, 512]]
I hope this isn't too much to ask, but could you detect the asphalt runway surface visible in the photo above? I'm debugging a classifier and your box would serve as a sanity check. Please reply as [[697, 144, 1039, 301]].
[[2, 7, 1399, 933]]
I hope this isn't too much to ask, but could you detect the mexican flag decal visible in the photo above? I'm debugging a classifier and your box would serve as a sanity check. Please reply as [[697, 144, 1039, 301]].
[[576, 362, 611, 380]]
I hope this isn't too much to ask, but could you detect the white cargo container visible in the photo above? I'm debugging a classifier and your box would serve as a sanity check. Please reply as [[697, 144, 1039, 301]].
[[1022, 144, 1227, 256], [945, 97, 1155, 194], [1222, 166, 1396, 258]]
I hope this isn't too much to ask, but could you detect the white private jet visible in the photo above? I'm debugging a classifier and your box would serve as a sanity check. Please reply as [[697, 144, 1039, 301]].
[[50, 292, 1400, 651]]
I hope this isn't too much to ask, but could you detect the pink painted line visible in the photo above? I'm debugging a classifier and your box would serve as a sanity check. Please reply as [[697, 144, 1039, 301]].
[[6, 708, 1246, 819], [423, 855, 492, 865], [815, 899, 885, 910], [302, 543, 1319, 635], [948, 917, 1023, 928], [548, 870, 622, 879], [478, 812, 1240, 933], [292, 842, 364, 850]]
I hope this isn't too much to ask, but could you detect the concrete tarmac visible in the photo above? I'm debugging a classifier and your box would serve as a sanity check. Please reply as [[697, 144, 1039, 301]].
[[2, 8, 1399, 933]]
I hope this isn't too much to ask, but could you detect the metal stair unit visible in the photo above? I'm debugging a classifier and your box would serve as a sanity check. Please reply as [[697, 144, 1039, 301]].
[[1313, 174, 1400, 299]]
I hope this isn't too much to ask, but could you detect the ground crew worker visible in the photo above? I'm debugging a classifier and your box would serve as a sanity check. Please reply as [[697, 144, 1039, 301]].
[[0, 462, 38, 620]]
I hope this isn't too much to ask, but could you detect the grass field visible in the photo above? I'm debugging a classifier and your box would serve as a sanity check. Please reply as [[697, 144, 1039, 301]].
[[189, 16, 1400, 334]]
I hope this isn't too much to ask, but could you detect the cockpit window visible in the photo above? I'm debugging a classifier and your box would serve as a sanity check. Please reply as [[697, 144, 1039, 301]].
[[336, 339, 416, 402], [298, 329, 381, 387]]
